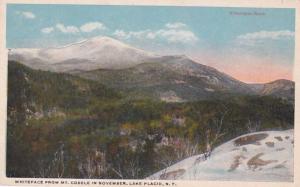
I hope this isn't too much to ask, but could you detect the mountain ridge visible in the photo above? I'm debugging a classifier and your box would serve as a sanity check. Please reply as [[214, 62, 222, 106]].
[[8, 36, 294, 101], [9, 36, 160, 71]]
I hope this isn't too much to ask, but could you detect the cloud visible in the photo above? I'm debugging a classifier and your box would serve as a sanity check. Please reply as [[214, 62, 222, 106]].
[[16, 11, 35, 19], [165, 22, 187, 29], [113, 22, 198, 44], [56, 23, 79, 34], [154, 29, 198, 44], [42, 22, 107, 35], [236, 30, 294, 46], [80, 22, 106, 32], [113, 30, 151, 40], [237, 30, 294, 40], [113, 30, 128, 39], [41, 27, 54, 34], [233, 30, 295, 62]]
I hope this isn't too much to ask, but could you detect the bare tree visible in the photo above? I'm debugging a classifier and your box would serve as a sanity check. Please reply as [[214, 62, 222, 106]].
[[159, 138, 199, 166], [78, 153, 96, 178], [111, 151, 124, 179], [78, 149, 107, 178], [127, 158, 141, 179], [206, 105, 229, 156], [183, 140, 199, 157], [36, 159, 52, 178], [34, 144, 65, 178], [246, 118, 261, 133], [111, 150, 142, 179], [212, 110, 228, 143], [111, 163, 124, 179], [51, 144, 65, 178], [157, 146, 177, 168]]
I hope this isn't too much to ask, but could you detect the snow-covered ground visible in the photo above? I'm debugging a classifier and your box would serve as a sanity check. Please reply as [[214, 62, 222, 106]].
[[147, 129, 294, 182]]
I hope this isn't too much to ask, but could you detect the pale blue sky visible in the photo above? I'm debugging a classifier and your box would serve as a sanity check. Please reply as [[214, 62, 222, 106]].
[[6, 4, 296, 82], [7, 5, 295, 48]]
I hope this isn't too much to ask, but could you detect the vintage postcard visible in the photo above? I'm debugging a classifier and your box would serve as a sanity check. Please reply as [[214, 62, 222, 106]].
[[0, 0, 299, 187]]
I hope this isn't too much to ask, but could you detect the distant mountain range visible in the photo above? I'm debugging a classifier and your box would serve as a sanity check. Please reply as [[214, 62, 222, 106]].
[[8, 36, 294, 102]]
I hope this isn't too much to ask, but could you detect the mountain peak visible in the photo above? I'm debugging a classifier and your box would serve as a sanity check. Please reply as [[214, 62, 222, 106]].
[[9, 35, 160, 71], [266, 79, 294, 84], [90, 36, 120, 42], [84, 36, 128, 47]]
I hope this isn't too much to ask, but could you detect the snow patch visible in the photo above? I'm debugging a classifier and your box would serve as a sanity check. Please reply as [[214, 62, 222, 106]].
[[147, 129, 294, 182]]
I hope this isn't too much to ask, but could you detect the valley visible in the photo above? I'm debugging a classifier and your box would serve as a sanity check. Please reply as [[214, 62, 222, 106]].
[[7, 36, 295, 180]]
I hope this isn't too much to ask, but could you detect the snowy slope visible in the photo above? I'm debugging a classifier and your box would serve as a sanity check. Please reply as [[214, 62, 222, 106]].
[[147, 129, 294, 182], [8, 36, 159, 72]]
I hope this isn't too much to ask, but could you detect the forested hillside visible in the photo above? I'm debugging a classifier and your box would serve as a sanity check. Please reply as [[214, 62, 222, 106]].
[[7, 61, 294, 178]]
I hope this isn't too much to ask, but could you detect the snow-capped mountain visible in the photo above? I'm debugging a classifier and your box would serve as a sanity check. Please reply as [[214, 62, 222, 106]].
[[147, 129, 294, 182], [8, 36, 160, 72], [8, 36, 294, 101]]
